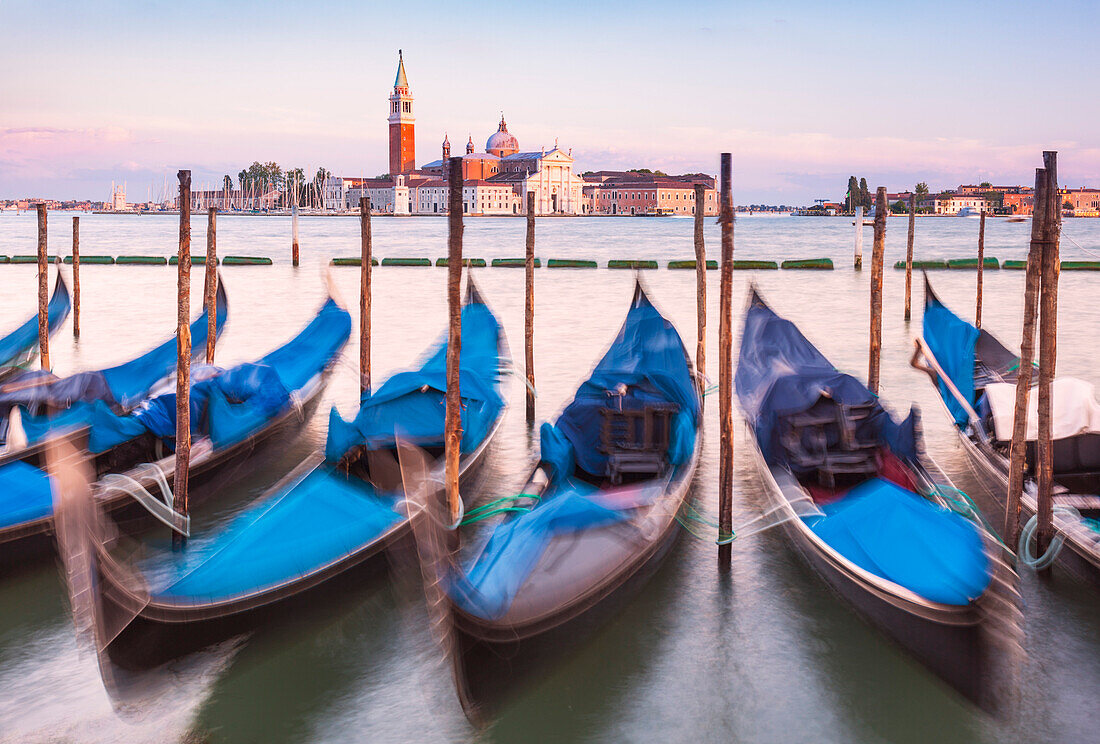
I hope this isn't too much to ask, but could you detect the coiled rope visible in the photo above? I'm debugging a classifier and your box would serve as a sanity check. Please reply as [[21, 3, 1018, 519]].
[[1017, 505, 1079, 570]]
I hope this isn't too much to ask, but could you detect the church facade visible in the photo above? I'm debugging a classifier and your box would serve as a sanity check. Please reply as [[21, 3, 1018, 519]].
[[326, 52, 587, 215]]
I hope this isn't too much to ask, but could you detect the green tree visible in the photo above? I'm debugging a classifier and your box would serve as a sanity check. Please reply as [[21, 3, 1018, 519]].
[[223, 175, 233, 192], [859, 177, 871, 209], [979, 181, 992, 189], [983, 191, 1003, 209], [891, 200, 909, 214], [1064, 200, 1074, 210], [847, 175, 859, 213]]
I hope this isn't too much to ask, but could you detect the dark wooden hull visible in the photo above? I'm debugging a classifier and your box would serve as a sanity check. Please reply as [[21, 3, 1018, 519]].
[[752, 443, 1020, 712], [0, 366, 331, 573]]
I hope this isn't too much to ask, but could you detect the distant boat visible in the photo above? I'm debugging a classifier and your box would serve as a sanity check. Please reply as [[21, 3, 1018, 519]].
[[1007, 215, 1027, 223], [956, 207, 983, 218]]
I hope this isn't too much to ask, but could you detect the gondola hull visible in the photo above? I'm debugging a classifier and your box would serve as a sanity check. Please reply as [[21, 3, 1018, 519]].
[[748, 435, 1017, 711], [445, 441, 698, 723]]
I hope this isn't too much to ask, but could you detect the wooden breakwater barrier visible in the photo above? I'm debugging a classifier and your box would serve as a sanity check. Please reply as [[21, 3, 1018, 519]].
[[64, 255, 113, 264], [11, 255, 61, 265], [436, 257, 486, 267], [331, 257, 379, 266], [169, 255, 218, 265], [668, 259, 779, 270], [781, 258, 833, 270], [493, 257, 541, 268], [381, 257, 432, 267], [116, 255, 167, 265], [547, 259, 597, 268], [608, 259, 658, 269], [893, 257, 999, 269], [222, 256, 272, 265], [1005, 259, 1100, 271]]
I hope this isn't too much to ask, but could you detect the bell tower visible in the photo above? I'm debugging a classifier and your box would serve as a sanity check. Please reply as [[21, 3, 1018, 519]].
[[388, 50, 415, 176]]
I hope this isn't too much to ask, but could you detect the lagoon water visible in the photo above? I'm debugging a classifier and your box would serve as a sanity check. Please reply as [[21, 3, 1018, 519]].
[[1, 212, 1099, 743]]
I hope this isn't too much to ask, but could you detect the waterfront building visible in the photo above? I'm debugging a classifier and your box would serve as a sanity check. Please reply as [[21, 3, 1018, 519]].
[[582, 172, 718, 216], [1002, 191, 1034, 215], [1060, 188, 1100, 216]]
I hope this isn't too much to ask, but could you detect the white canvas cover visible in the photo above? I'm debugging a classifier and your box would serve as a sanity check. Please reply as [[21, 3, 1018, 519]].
[[985, 377, 1100, 441]]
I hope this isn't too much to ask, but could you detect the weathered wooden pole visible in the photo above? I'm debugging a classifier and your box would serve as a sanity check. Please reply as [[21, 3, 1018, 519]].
[[524, 191, 536, 424], [904, 194, 915, 321], [72, 216, 80, 338], [976, 209, 986, 328], [291, 201, 300, 267], [868, 187, 887, 394], [718, 154, 734, 569], [359, 196, 372, 394], [204, 207, 217, 364], [1004, 166, 1048, 547], [693, 183, 707, 401], [444, 157, 464, 525], [36, 204, 50, 370], [853, 203, 864, 270], [173, 170, 192, 550], [1035, 151, 1060, 568]]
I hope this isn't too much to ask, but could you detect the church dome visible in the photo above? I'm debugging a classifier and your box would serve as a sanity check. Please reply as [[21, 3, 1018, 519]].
[[486, 115, 519, 157]]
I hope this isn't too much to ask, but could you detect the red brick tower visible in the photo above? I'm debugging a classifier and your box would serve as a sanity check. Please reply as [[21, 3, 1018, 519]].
[[388, 50, 415, 176]]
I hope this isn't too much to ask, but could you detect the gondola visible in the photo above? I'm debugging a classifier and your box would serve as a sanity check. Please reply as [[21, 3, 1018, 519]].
[[85, 279, 510, 670], [735, 288, 1019, 710], [408, 280, 701, 723], [0, 272, 71, 381], [915, 277, 1100, 584], [0, 280, 228, 568]]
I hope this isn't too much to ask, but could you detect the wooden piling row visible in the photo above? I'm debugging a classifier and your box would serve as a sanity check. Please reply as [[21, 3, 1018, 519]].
[[718, 154, 734, 569], [360, 197, 372, 395], [173, 170, 192, 549], [205, 208, 217, 364], [694, 183, 707, 402], [444, 157, 464, 525], [35, 204, 51, 370], [72, 216, 80, 338], [976, 210, 986, 328], [867, 188, 887, 394], [1035, 152, 1060, 567], [1005, 158, 1054, 549], [904, 195, 915, 321], [525, 192, 536, 424]]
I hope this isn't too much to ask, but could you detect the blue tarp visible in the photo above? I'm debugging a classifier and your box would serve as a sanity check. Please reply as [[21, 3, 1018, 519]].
[[325, 301, 504, 461], [450, 480, 630, 619], [451, 284, 698, 619], [807, 478, 992, 605], [150, 467, 401, 602], [922, 291, 980, 426], [735, 292, 918, 468], [0, 460, 55, 529], [554, 287, 699, 477], [0, 283, 228, 443], [0, 273, 70, 369], [74, 298, 349, 453]]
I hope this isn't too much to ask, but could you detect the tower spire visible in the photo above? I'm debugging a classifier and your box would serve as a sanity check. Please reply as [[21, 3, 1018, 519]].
[[388, 50, 415, 175]]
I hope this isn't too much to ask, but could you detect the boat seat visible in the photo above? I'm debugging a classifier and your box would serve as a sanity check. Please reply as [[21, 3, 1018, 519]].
[[781, 399, 878, 490], [599, 402, 678, 485]]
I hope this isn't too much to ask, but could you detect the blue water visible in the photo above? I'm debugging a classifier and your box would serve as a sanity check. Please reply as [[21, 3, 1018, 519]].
[[1, 212, 1099, 743]]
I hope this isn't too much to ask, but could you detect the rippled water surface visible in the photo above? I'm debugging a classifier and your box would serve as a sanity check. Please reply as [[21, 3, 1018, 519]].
[[1, 212, 1099, 743]]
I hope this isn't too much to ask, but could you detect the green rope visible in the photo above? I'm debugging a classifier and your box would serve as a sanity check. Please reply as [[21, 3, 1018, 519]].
[[929, 484, 1009, 550], [701, 383, 718, 397], [460, 493, 540, 526], [676, 501, 735, 545]]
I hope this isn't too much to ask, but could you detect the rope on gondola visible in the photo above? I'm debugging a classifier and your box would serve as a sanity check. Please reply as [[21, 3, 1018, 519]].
[[1017, 505, 1078, 570], [459, 493, 541, 525], [929, 484, 1011, 551]]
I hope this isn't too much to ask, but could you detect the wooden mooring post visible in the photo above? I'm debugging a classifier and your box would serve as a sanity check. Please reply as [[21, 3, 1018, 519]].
[[717, 153, 734, 569], [72, 216, 80, 338], [693, 183, 707, 402], [853, 204, 864, 270], [444, 157, 464, 525], [174, 170, 192, 550], [1005, 154, 1058, 553], [1035, 152, 1060, 570], [904, 195, 915, 321], [204, 207, 217, 364], [976, 210, 986, 328], [360, 196, 372, 394], [291, 202, 300, 267], [35, 204, 51, 370], [868, 187, 887, 394], [525, 191, 536, 424]]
